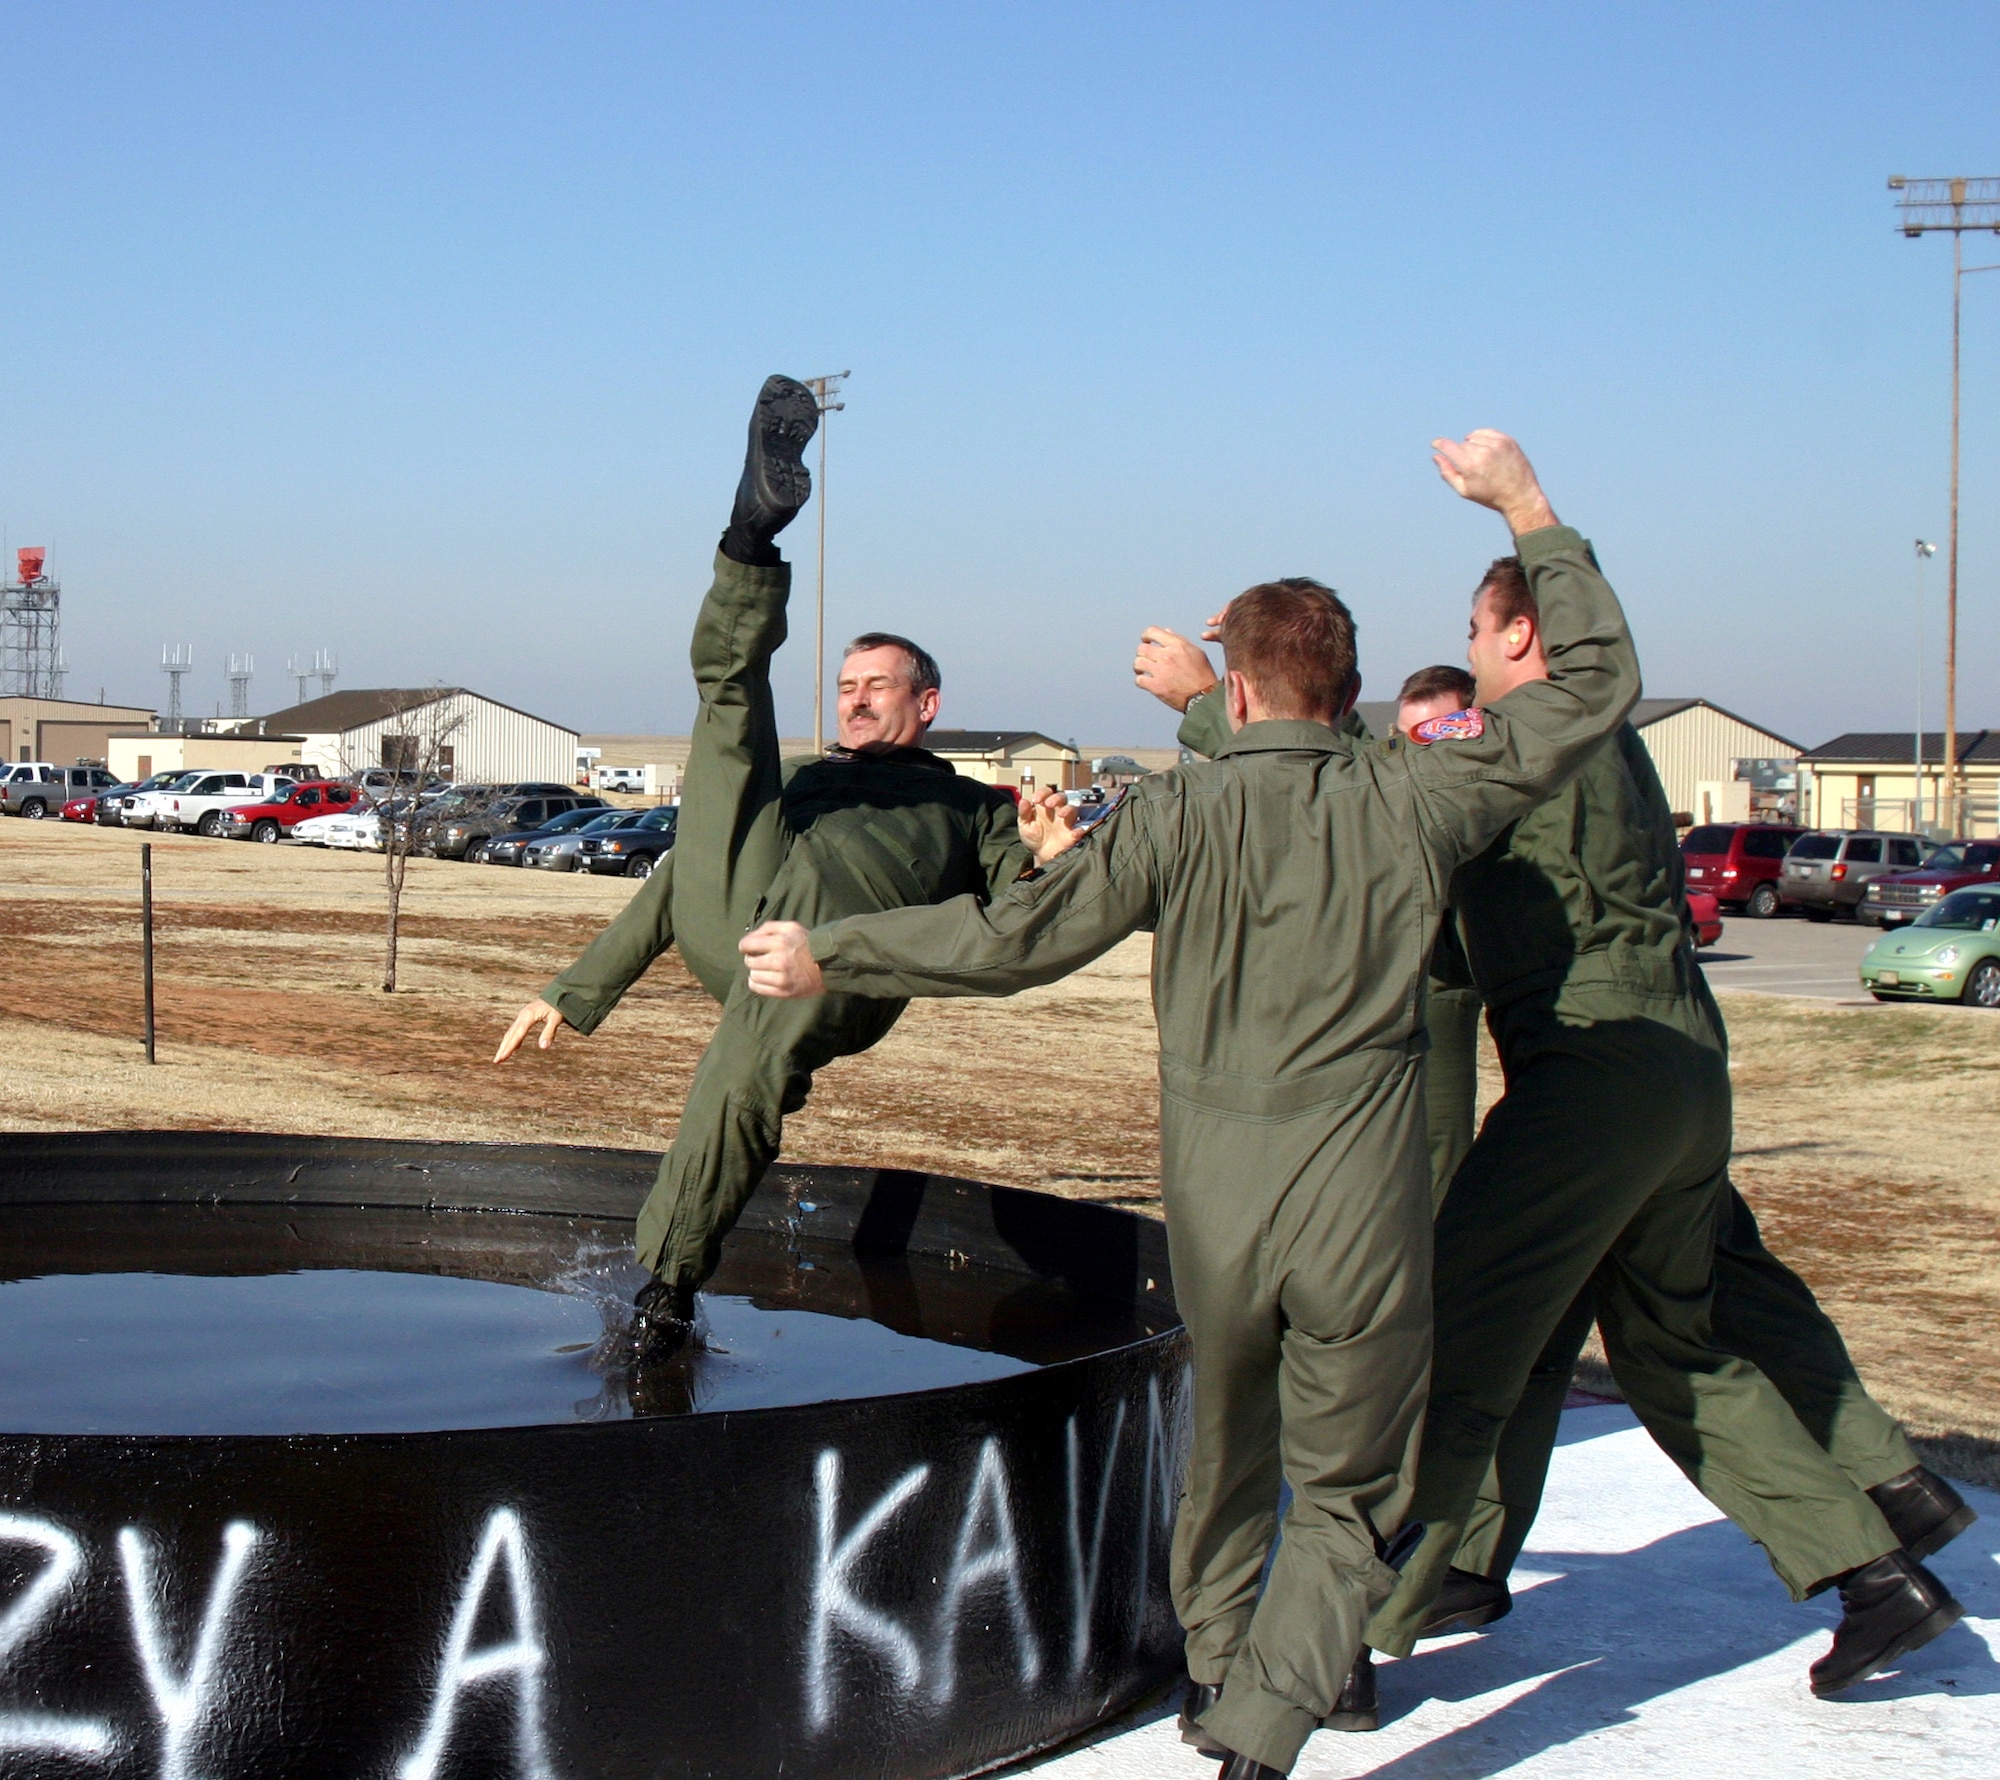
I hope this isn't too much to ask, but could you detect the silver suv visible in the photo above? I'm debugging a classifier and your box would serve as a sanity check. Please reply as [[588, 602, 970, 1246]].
[[1780, 829, 1928, 921]]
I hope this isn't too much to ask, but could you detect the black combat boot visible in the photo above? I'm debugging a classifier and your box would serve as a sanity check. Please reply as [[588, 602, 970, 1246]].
[[1419, 1566, 1514, 1638], [1808, 1551, 1962, 1696], [1216, 1754, 1288, 1779], [1869, 1466, 1977, 1561], [1177, 1680, 1225, 1756], [1321, 1648, 1378, 1732], [720, 375, 818, 565], [628, 1277, 699, 1360]]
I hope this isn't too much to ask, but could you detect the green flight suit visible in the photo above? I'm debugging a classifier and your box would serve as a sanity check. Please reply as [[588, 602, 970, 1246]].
[[539, 549, 1026, 1290], [1362, 726, 1900, 1660], [1416, 845, 1916, 1586], [1421, 919, 1482, 1204], [799, 523, 1640, 1774]]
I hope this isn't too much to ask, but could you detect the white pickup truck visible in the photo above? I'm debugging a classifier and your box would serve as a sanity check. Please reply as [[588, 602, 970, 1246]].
[[123, 771, 287, 836]]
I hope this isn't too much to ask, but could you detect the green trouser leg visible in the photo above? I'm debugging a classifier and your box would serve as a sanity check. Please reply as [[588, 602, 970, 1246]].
[[1170, 1052, 1432, 1776], [1423, 984, 1483, 1210], [1366, 1011, 1897, 1659], [1452, 1186, 1919, 1582], [629, 547, 904, 1288], [668, 548, 798, 999], [635, 984, 901, 1287]]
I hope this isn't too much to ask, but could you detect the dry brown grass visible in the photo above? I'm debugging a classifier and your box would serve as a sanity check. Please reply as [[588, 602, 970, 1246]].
[[5, 819, 1998, 1482]]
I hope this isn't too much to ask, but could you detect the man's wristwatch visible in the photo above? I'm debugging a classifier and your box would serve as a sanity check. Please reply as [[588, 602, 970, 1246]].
[[1184, 686, 1216, 712]]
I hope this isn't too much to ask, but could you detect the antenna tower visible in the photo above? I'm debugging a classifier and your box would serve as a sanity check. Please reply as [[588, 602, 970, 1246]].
[[227, 654, 255, 720], [160, 646, 192, 731], [314, 648, 337, 697], [0, 548, 63, 698], [287, 655, 311, 705]]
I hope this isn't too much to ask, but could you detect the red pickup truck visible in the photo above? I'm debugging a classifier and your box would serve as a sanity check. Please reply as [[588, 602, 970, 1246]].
[[214, 780, 364, 843]]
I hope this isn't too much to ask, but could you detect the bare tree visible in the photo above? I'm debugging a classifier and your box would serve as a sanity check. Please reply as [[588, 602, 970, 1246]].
[[340, 688, 470, 993]]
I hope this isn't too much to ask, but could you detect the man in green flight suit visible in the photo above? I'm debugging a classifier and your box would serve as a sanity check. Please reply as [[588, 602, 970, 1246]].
[[494, 375, 1074, 1354], [1146, 553, 1971, 1703], [734, 430, 1643, 1780], [1385, 556, 1973, 1684]]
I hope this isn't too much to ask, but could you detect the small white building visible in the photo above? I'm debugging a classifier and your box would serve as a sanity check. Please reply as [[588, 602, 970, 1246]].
[[923, 729, 1084, 792], [228, 688, 578, 785]]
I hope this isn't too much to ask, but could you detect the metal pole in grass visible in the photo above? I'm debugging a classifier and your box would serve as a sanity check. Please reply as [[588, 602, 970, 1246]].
[[141, 842, 156, 1063]]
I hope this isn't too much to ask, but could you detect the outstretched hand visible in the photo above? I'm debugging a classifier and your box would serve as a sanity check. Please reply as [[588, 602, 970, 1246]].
[[494, 997, 563, 1062], [740, 921, 823, 999], [1134, 626, 1221, 711], [1018, 788, 1082, 863], [1430, 430, 1558, 535]]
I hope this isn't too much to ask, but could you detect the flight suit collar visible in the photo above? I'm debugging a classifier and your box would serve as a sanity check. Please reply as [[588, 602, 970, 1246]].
[[821, 743, 957, 775], [1211, 718, 1351, 758]]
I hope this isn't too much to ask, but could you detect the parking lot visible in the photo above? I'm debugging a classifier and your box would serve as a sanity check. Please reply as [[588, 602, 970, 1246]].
[[1700, 915, 1882, 1004]]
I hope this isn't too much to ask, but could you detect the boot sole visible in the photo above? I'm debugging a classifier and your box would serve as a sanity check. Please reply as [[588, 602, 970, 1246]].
[[1419, 1595, 1513, 1639], [749, 381, 819, 511], [1810, 1598, 1964, 1697], [1320, 1709, 1380, 1733], [1903, 1503, 1977, 1563]]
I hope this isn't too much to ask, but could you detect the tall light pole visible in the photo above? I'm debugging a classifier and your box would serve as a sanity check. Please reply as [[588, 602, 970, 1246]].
[[1914, 539, 1936, 828], [1888, 176, 2000, 831], [806, 371, 850, 754]]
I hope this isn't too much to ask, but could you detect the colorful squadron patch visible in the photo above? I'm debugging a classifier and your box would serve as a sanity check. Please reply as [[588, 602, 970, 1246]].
[[1411, 708, 1485, 745]]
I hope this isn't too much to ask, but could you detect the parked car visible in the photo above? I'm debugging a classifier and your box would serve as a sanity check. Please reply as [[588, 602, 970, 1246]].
[[96, 772, 180, 825], [294, 807, 382, 851], [521, 808, 634, 871], [149, 771, 288, 836], [483, 803, 616, 866], [1778, 829, 1928, 921], [430, 792, 607, 862], [215, 780, 367, 843], [1859, 888, 2000, 1007], [1685, 888, 1724, 946], [1, 764, 121, 818], [577, 806, 678, 877], [1858, 839, 2000, 928], [1678, 822, 1804, 918]]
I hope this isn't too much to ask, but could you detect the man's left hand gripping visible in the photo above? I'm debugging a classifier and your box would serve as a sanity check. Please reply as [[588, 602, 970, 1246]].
[[741, 922, 822, 999]]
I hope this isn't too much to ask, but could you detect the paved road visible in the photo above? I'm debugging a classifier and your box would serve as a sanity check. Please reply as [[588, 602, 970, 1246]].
[[1697, 914, 1881, 1004], [1024, 1404, 1999, 1779]]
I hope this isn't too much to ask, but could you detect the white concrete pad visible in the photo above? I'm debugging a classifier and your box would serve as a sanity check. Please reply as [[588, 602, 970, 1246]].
[[1020, 1404, 2000, 1777]]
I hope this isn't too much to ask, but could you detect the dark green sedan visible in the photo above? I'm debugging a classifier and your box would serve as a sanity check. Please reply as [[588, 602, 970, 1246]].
[[1860, 888, 2000, 1007]]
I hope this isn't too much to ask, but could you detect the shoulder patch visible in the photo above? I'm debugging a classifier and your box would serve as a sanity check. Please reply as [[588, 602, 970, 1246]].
[[1411, 708, 1485, 745]]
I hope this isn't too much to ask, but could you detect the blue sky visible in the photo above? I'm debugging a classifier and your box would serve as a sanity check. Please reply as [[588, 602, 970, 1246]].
[[3, 2, 1994, 748]]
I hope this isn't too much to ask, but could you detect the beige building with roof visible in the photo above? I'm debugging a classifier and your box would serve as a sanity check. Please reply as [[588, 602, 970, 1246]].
[[0, 694, 156, 766], [227, 688, 578, 784], [1797, 731, 1999, 838], [922, 729, 1085, 792]]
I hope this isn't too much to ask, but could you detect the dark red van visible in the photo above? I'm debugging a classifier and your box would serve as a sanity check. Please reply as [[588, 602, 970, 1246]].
[[1679, 823, 1805, 919]]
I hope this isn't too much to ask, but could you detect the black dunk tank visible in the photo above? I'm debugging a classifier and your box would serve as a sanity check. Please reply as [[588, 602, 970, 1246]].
[[0, 1133, 1190, 1780]]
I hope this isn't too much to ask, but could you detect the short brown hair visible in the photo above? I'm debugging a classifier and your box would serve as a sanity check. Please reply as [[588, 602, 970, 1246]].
[[844, 632, 941, 696], [1397, 664, 1475, 707], [1475, 556, 1536, 630], [1218, 577, 1357, 721]]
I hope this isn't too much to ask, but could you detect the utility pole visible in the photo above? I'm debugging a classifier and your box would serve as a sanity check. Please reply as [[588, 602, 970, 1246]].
[[1914, 541, 1936, 828], [1889, 176, 2000, 833], [806, 371, 850, 754]]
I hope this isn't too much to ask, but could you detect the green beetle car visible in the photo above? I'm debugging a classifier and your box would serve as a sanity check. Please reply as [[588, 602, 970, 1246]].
[[1860, 887, 2000, 1007]]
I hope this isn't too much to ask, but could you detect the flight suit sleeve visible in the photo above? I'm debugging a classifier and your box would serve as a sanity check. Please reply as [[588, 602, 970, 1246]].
[[809, 801, 1163, 999], [540, 853, 674, 1036], [976, 794, 1034, 897], [1176, 692, 1232, 760], [1403, 524, 1639, 872]]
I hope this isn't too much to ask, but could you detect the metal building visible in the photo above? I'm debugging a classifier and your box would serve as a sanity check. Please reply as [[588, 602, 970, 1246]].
[[229, 688, 579, 785]]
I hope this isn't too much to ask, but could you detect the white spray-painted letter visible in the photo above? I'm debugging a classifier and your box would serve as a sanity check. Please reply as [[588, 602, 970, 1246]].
[[806, 1450, 930, 1731], [1065, 1400, 1126, 1674], [119, 1520, 262, 1780], [0, 1516, 115, 1759], [399, 1507, 554, 1780], [931, 1437, 1040, 1702]]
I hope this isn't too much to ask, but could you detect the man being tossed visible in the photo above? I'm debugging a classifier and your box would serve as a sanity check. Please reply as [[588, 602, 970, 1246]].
[[735, 432, 1640, 1779], [494, 376, 1073, 1355]]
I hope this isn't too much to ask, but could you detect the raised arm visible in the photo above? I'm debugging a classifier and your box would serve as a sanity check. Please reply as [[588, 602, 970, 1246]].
[[1403, 433, 1639, 867], [742, 801, 1164, 1002]]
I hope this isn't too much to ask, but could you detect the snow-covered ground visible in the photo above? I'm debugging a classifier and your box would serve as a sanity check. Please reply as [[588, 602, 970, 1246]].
[[1023, 1402, 2000, 1778]]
